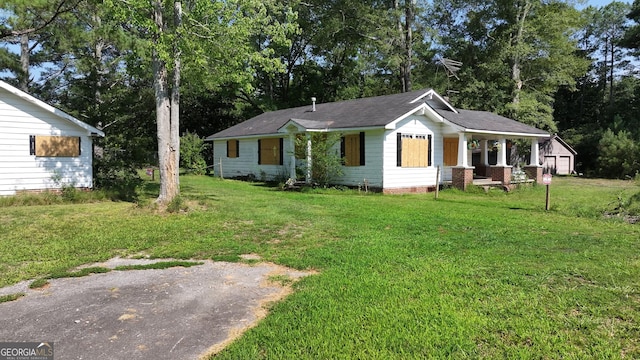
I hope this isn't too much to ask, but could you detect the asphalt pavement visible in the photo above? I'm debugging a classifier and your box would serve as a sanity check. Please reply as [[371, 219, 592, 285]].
[[0, 257, 312, 359]]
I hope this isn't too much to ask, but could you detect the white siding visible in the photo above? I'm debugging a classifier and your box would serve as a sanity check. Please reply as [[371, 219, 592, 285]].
[[335, 130, 384, 188], [382, 114, 444, 190], [212, 136, 293, 181], [0, 88, 95, 196], [212, 116, 448, 191]]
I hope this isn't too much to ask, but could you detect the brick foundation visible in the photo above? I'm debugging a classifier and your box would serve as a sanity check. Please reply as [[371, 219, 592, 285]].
[[452, 167, 474, 190], [491, 166, 512, 185], [474, 164, 490, 177], [524, 166, 543, 184]]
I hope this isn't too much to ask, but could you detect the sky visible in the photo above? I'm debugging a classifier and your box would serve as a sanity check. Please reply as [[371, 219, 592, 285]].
[[586, 0, 632, 8]]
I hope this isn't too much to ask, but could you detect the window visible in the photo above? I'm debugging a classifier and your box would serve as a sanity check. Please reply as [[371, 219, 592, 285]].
[[30, 135, 81, 157], [397, 133, 431, 167], [258, 138, 283, 165], [443, 137, 458, 166], [227, 140, 239, 158], [341, 132, 365, 166]]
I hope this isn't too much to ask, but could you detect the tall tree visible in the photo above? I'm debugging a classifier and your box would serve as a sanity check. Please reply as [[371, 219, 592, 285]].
[[107, 0, 295, 204], [427, 0, 589, 132], [0, 0, 81, 91], [621, 0, 640, 54]]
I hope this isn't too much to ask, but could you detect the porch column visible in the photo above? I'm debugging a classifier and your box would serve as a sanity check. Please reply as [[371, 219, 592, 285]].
[[496, 138, 507, 166], [530, 138, 540, 166], [477, 139, 489, 177], [457, 132, 470, 167], [305, 134, 312, 184], [524, 138, 543, 184], [491, 138, 512, 186], [480, 139, 489, 166], [289, 133, 296, 180]]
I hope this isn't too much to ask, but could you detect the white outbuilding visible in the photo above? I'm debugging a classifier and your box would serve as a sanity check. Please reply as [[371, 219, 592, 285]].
[[0, 81, 105, 196]]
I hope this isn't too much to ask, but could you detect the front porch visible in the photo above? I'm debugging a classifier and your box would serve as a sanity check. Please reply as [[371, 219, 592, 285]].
[[448, 133, 544, 191]]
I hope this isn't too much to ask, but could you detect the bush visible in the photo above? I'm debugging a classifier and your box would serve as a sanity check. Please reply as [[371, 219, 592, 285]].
[[597, 129, 640, 179], [180, 132, 209, 175], [93, 136, 144, 201], [294, 133, 344, 187]]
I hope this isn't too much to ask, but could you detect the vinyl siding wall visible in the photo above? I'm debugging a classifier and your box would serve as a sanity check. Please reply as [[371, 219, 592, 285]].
[[213, 137, 292, 180], [337, 130, 384, 188], [213, 131, 385, 186], [211, 115, 447, 190], [382, 115, 444, 190], [0, 89, 96, 196]]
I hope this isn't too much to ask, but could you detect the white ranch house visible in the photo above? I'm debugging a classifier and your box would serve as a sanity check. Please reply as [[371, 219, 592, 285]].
[[206, 89, 549, 193], [0, 81, 104, 196]]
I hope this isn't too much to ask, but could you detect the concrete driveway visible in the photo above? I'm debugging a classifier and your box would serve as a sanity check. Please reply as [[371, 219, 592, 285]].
[[0, 257, 312, 359]]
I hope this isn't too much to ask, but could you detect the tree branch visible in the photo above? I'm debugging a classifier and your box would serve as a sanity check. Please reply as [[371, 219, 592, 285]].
[[0, 0, 83, 39]]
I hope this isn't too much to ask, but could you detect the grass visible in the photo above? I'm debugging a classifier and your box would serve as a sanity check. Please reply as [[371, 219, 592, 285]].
[[1, 175, 640, 358], [0, 293, 25, 303]]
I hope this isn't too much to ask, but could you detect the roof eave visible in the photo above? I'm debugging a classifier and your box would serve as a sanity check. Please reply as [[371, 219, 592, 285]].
[[0, 80, 104, 137], [385, 104, 432, 129], [552, 134, 578, 155], [463, 129, 551, 138]]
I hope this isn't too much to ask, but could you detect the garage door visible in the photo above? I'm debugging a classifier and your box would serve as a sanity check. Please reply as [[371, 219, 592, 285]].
[[557, 156, 571, 175], [543, 156, 556, 174]]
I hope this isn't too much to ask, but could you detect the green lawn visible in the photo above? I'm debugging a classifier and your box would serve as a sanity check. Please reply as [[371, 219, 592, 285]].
[[1, 176, 640, 358]]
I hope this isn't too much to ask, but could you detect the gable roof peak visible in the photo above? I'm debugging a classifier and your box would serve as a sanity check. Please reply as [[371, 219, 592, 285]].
[[0, 80, 105, 136]]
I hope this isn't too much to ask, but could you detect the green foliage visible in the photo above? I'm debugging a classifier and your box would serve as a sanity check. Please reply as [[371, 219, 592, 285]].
[[28, 279, 48, 289], [294, 133, 344, 187], [166, 195, 187, 213], [0, 293, 24, 303], [180, 131, 208, 175], [597, 129, 640, 179], [505, 92, 557, 133], [114, 261, 203, 271], [93, 137, 144, 202], [0, 190, 111, 207], [48, 267, 111, 279], [429, 0, 589, 128]]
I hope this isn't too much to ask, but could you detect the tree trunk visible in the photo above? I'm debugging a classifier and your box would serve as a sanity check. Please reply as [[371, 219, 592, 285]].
[[602, 36, 609, 102], [511, 0, 532, 106], [152, 0, 179, 204], [19, 34, 29, 92], [609, 38, 614, 114], [171, 1, 182, 192], [403, 0, 414, 92], [93, 13, 104, 110], [394, 0, 406, 92]]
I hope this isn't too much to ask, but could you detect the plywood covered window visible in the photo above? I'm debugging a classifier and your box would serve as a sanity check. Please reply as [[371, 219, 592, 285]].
[[227, 140, 239, 158], [397, 133, 431, 167], [341, 132, 365, 166], [258, 138, 283, 165], [443, 137, 458, 166], [30, 135, 81, 157]]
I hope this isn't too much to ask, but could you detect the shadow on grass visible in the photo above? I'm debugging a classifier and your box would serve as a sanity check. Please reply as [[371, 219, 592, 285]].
[[139, 181, 160, 198]]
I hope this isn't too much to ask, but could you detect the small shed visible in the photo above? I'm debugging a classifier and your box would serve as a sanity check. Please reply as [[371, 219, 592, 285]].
[[0, 81, 105, 196], [539, 134, 577, 175]]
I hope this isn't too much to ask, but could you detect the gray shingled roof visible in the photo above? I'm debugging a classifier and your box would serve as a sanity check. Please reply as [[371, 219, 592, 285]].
[[434, 109, 549, 135], [206, 89, 548, 139]]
